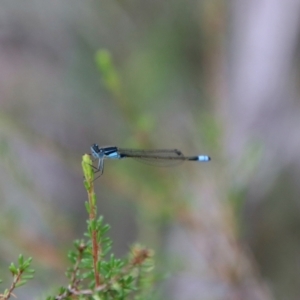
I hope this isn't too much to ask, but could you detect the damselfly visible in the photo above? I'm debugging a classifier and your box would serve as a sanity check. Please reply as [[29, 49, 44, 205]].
[[90, 144, 211, 176]]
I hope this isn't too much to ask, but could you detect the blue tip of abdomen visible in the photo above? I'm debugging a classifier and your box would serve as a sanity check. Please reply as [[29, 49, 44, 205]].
[[198, 155, 211, 162]]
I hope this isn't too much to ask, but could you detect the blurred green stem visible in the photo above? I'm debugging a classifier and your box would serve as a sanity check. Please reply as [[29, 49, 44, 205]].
[[81, 154, 102, 287]]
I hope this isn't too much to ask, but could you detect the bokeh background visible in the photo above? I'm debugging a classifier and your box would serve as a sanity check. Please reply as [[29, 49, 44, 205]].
[[1, 0, 300, 299]]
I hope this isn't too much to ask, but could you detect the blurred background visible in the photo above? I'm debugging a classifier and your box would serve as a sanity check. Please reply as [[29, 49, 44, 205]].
[[1, 0, 300, 299]]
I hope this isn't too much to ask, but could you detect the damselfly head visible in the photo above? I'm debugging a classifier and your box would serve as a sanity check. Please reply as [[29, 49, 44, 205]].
[[90, 144, 102, 158]]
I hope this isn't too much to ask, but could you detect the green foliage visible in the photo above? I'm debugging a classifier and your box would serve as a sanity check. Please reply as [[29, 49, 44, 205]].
[[0, 255, 34, 299], [0, 154, 155, 300], [49, 154, 155, 299]]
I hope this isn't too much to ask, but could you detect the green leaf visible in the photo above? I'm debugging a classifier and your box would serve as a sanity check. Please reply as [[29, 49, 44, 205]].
[[21, 257, 33, 269], [92, 294, 101, 300], [82, 154, 94, 182], [81, 270, 94, 280], [85, 201, 90, 213], [15, 280, 27, 288], [89, 219, 97, 231], [9, 263, 18, 275], [18, 254, 24, 266], [21, 274, 34, 280], [83, 180, 90, 190], [91, 194, 97, 206], [101, 224, 110, 234], [24, 268, 35, 274]]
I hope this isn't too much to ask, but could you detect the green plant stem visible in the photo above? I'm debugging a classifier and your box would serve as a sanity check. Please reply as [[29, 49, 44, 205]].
[[82, 154, 102, 287], [1, 270, 22, 300], [87, 175, 102, 287]]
